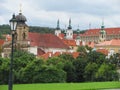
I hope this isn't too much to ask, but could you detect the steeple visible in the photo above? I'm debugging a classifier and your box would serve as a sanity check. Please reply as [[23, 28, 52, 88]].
[[19, 4, 22, 14], [68, 18, 72, 29], [56, 19, 60, 30], [99, 18, 106, 42], [76, 25, 80, 39], [101, 18, 105, 30]]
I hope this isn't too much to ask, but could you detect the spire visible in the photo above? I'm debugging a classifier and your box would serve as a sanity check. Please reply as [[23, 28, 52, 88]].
[[77, 25, 80, 34], [68, 18, 72, 29], [56, 19, 60, 30], [101, 18, 105, 30], [19, 4, 22, 14]]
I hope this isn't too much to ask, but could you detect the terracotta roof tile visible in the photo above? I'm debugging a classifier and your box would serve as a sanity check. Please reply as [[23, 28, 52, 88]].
[[58, 33, 64, 39], [62, 39, 76, 46], [37, 48, 45, 56], [96, 49, 108, 55], [39, 51, 80, 59], [95, 39, 120, 46], [80, 27, 120, 36], [0, 39, 4, 45], [28, 32, 69, 48]]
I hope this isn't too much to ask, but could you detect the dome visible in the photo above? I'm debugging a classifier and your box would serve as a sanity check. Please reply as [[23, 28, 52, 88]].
[[16, 13, 27, 22]]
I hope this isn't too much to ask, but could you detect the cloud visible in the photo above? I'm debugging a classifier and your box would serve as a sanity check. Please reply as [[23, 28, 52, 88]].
[[0, 0, 120, 30]]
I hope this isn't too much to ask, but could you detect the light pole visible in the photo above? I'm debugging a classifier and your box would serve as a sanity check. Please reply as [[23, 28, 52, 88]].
[[9, 14, 17, 90]]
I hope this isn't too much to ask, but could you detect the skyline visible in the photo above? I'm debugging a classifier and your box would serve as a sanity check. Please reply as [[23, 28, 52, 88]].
[[0, 0, 120, 30]]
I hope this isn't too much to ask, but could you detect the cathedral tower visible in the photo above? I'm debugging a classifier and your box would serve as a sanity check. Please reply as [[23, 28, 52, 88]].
[[99, 20, 106, 42], [65, 18, 73, 39], [55, 19, 61, 37]]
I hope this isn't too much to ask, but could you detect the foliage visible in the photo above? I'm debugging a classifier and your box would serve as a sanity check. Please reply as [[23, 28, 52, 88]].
[[29, 26, 55, 34], [96, 63, 119, 81], [0, 24, 10, 34], [0, 47, 119, 84], [0, 57, 9, 84], [84, 63, 98, 81]]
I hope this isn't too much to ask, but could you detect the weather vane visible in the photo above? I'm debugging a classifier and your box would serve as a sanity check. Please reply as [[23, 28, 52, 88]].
[[19, 3, 22, 13]]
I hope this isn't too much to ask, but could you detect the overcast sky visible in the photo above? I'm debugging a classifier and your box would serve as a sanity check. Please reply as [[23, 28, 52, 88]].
[[0, 0, 120, 30]]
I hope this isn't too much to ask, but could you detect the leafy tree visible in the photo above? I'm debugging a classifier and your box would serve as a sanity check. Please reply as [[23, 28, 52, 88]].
[[63, 61, 76, 82], [108, 53, 120, 68], [73, 57, 88, 82], [59, 54, 75, 62], [96, 63, 119, 81], [77, 46, 87, 53], [84, 63, 98, 81], [87, 51, 106, 65], [0, 57, 9, 84]]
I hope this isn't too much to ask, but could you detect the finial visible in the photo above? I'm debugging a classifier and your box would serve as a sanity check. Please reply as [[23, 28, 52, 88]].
[[77, 25, 80, 34], [89, 22, 91, 30], [56, 19, 60, 30], [19, 3, 22, 13], [102, 17, 104, 26], [68, 18, 72, 29], [101, 17, 105, 29]]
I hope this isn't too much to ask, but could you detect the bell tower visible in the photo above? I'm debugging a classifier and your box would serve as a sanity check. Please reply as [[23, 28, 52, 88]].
[[55, 19, 61, 37], [99, 20, 106, 42], [65, 18, 73, 39], [15, 5, 29, 49]]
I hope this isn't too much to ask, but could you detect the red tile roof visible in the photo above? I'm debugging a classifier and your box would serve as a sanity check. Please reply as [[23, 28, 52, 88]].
[[96, 49, 108, 55], [37, 48, 45, 56], [58, 33, 64, 39], [3, 34, 12, 41], [28, 32, 69, 49], [86, 42, 95, 48], [62, 39, 76, 46], [80, 27, 120, 36], [0, 39, 4, 45], [95, 39, 120, 46], [39, 51, 80, 59]]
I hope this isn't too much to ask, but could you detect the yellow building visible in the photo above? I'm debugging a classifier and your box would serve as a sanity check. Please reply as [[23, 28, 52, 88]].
[[95, 39, 120, 57]]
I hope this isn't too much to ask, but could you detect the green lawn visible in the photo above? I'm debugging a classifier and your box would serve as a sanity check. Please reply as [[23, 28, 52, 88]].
[[0, 82, 120, 90]]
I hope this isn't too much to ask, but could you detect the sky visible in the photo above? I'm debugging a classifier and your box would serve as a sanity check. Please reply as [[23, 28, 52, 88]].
[[0, 0, 120, 30]]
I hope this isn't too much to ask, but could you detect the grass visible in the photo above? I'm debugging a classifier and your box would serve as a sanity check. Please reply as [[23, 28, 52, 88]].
[[0, 82, 120, 90]]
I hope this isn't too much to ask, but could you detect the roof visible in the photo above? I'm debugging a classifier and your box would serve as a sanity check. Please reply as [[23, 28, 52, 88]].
[[0, 39, 4, 46], [40, 51, 80, 59], [62, 39, 76, 46], [95, 39, 120, 46], [80, 27, 120, 36], [86, 42, 95, 48], [57, 33, 65, 39], [96, 49, 108, 55], [28, 32, 69, 49]]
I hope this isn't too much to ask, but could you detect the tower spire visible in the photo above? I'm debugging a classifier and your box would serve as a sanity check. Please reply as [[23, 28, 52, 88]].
[[101, 18, 105, 30], [56, 19, 60, 30], [68, 18, 72, 29], [19, 4, 22, 13]]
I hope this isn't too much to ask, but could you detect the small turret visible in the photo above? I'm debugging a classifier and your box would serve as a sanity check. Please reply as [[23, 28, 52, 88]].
[[68, 18, 72, 29]]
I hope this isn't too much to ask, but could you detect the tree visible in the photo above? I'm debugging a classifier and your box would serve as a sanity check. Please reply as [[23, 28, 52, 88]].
[[0, 57, 9, 84], [87, 51, 106, 65], [73, 57, 88, 82], [12, 50, 36, 83], [96, 63, 119, 81], [84, 63, 98, 81], [63, 61, 76, 82]]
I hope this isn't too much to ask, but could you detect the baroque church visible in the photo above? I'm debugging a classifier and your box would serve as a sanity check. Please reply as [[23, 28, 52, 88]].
[[55, 19, 120, 44], [2, 10, 30, 57], [2, 8, 120, 58]]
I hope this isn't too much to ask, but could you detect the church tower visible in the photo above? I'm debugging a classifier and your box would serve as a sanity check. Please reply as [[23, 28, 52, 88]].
[[14, 5, 29, 50], [65, 18, 73, 39], [2, 6, 30, 58], [55, 19, 61, 37], [99, 20, 106, 42]]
